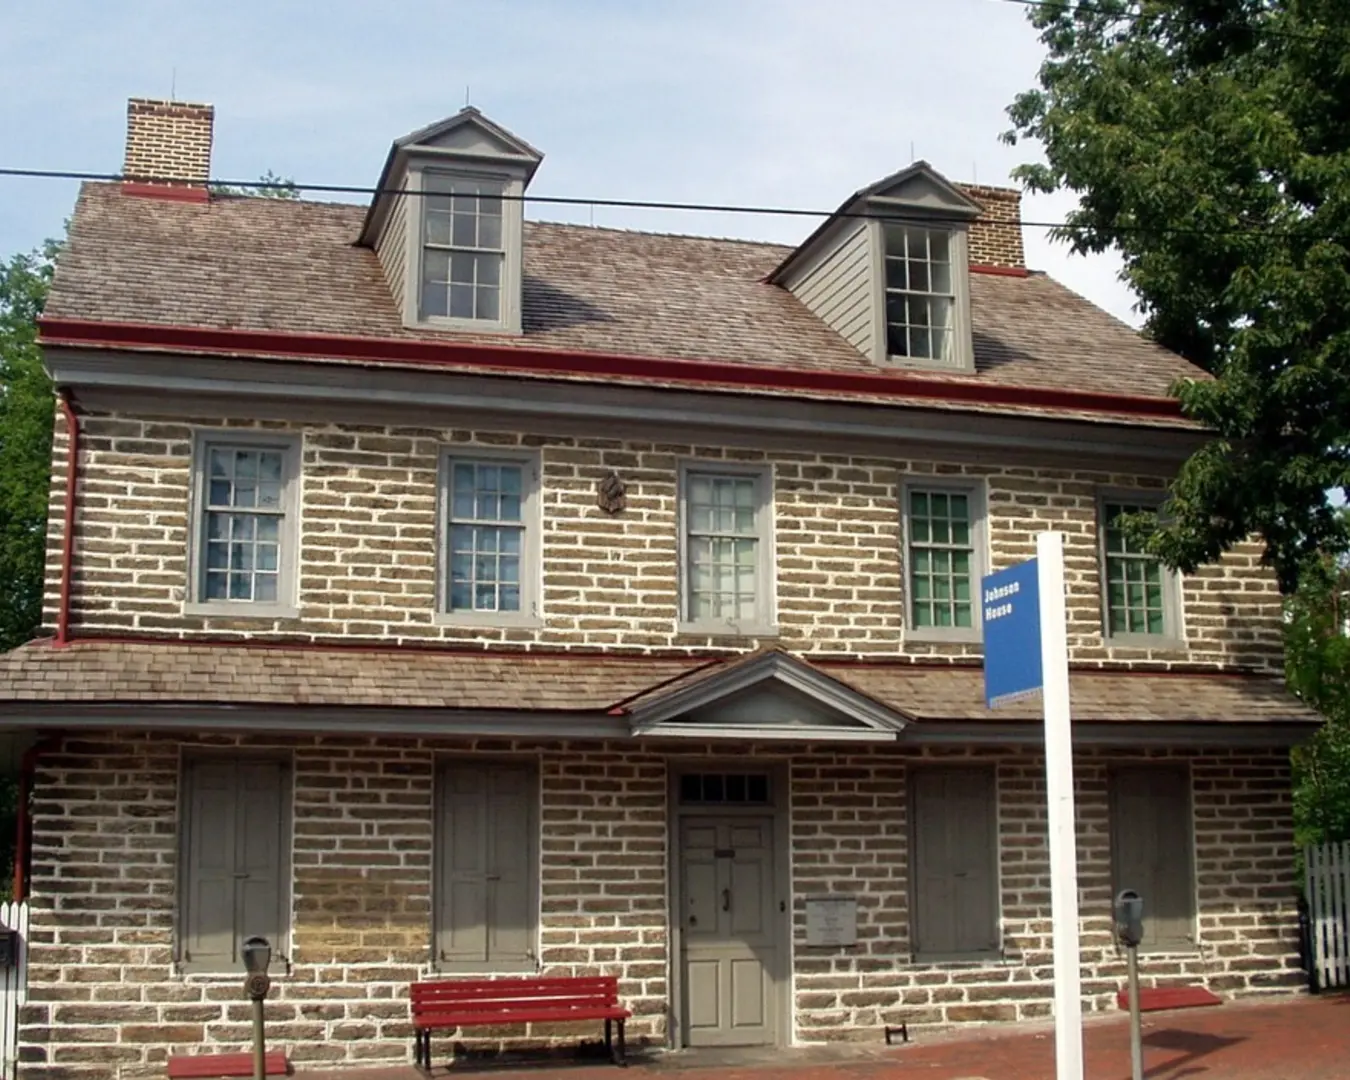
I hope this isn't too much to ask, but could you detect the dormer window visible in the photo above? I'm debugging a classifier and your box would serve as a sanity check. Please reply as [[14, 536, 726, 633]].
[[359, 107, 543, 336], [769, 161, 982, 374], [884, 225, 955, 363], [420, 175, 505, 322]]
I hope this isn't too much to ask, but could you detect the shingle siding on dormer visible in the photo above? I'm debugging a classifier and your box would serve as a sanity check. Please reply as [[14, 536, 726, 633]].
[[375, 179, 409, 305], [783, 221, 875, 357]]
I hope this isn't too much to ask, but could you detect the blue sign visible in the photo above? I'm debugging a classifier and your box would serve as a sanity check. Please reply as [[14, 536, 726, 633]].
[[982, 559, 1043, 708]]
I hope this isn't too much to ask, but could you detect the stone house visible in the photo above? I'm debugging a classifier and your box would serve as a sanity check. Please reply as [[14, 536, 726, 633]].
[[0, 97, 1320, 1079]]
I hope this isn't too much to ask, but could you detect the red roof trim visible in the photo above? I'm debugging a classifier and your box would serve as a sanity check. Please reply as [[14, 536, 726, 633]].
[[970, 264, 1031, 278], [36, 317, 1184, 420], [120, 183, 210, 204]]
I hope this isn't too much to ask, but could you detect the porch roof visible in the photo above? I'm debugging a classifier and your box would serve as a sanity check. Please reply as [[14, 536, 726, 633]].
[[0, 638, 1320, 727]]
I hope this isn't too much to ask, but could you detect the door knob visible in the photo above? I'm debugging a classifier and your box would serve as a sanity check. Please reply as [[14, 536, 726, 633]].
[[722, 889, 731, 912]]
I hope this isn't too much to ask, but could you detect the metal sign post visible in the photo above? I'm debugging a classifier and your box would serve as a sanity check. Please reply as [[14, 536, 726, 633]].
[[982, 532, 1083, 1080], [1115, 890, 1145, 1080]]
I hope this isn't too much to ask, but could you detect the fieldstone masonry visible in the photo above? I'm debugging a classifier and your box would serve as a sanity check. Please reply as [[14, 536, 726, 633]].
[[41, 411, 1283, 671], [19, 733, 1300, 1079]]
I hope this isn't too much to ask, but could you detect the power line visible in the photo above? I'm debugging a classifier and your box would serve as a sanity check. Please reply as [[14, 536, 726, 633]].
[[1, 165, 1344, 242], [996, 0, 1333, 45]]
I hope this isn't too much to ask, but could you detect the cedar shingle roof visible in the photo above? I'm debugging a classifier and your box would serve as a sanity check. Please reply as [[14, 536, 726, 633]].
[[0, 639, 1316, 726], [45, 184, 1202, 406]]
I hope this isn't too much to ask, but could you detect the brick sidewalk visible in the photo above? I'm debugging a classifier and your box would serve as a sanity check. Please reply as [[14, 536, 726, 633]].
[[314, 993, 1350, 1080]]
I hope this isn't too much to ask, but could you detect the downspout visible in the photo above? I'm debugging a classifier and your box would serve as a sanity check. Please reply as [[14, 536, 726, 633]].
[[55, 391, 80, 648], [12, 740, 49, 903]]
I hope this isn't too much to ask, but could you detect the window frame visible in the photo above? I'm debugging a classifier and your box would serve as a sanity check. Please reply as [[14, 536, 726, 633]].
[[676, 460, 777, 636], [870, 219, 974, 373], [407, 166, 524, 334], [436, 447, 542, 628], [900, 478, 987, 644], [908, 766, 1002, 962], [433, 757, 541, 975], [185, 430, 302, 618], [1097, 490, 1184, 647], [176, 752, 294, 975]]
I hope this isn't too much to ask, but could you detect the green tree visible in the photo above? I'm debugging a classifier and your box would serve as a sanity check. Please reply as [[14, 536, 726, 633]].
[[210, 169, 300, 200], [1004, 0, 1350, 592], [1285, 547, 1350, 842], [0, 242, 57, 653]]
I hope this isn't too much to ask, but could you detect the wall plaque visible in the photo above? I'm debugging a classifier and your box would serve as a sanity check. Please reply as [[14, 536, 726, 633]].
[[804, 896, 858, 947]]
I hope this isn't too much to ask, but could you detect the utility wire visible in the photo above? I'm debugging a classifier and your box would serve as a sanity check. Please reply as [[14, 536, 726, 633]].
[[996, 0, 1334, 45], [1, 165, 1344, 242]]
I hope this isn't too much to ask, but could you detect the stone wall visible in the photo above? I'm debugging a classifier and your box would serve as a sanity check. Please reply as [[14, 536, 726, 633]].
[[19, 732, 1301, 1080], [41, 410, 1283, 670]]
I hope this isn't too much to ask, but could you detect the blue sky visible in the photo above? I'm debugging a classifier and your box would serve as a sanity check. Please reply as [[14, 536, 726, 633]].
[[0, 0, 1139, 325]]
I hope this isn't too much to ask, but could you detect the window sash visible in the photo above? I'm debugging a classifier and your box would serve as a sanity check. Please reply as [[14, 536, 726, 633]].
[[906, 487, 976, 631], [1103, 502, 1170, 636], [684, 471, 765, 625], [421, 177, 505, 322], [884, 225, 956, 362], [444, 457, 532, 617], [197, 442, 292, 606]]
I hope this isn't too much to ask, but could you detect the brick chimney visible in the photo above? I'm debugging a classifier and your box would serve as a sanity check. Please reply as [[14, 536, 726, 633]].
[[122, 97, 214, 201], [958, 184, 1026, 271]]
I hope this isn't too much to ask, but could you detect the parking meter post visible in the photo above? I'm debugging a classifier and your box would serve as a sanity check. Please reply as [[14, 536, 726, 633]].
[[1126, 943, 1143, 1080]]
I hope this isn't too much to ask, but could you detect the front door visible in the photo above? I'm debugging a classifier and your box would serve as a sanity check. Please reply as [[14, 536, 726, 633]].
[[678, 816, 778, 1047]]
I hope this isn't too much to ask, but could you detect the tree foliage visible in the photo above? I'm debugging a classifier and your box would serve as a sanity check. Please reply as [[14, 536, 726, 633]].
[[1005, 0, 1350, 592], [1285, 545, 1350, 842], [209, 170, 301, 200], [0, 243, 57, 653]]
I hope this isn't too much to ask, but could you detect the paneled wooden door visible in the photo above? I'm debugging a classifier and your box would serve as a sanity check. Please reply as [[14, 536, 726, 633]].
[[678, 816, 779, 1047]]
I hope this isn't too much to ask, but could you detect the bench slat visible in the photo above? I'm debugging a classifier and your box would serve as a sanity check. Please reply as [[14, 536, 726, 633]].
[[416, 1006, 630, 1028]]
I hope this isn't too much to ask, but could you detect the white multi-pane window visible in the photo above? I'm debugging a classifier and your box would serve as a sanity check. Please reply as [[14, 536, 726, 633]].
[[905, 486, 980, 636], [197, 443, 295, 606], [884, 225, 955, 363], [1102, 500, 1178, 639], [420, 175, 505, 323], [681, 467, 773, 630], [443, 456, 537, 618]]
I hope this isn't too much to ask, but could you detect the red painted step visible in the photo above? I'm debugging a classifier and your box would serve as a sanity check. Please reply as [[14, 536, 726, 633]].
[[1115, 985, 1223, 1012], [167, 1052, 289, 1079]]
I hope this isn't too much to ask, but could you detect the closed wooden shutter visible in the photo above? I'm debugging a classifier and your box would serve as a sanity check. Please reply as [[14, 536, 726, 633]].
[[436, 762, 538, 970], [181, 758, 290, 972], [911, 768, 998, 957], [1111, 766, 1195, 950]]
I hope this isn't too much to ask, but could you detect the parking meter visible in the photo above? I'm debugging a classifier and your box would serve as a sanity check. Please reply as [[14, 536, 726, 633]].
[[1116, 890, 1145, 1080], [1115, 889, 1144, 948]]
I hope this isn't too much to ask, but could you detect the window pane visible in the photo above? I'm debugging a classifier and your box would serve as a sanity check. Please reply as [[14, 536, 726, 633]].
[[478, 254, 502, 288], [450, 254, 476, 284], [449, 285, 474, 319], [421, 283, 448, 318], [423, 250, 450, 284], [886, 258, 907, 291], [476, 286, 500, 321], [452, 213, 476, 248], [1103, 502, 1169, 636], [479, 214, 502, 250], [908, 487, 975, 633]]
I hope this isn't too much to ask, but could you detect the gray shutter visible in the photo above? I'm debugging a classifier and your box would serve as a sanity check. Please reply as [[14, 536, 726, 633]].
[[1112, 767, 1194, 949], [950, 770, 998, 953], [911, 769, 997, 956], [183, 761, 238, 969], [486, 766, 536, 965], [438, 767, 489, 964], [437, 763, 537, 969], [236, 761, 288, 952]]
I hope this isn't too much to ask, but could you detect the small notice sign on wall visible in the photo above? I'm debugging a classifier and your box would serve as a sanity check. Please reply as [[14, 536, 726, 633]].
[[804, 896, 858, 947]]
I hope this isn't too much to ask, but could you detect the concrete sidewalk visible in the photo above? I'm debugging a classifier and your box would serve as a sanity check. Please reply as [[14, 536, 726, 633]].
[[302, 993, 1350, 1080]]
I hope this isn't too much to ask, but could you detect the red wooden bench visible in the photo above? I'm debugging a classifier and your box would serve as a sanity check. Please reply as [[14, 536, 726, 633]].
[[410, 975, 631, 1068]]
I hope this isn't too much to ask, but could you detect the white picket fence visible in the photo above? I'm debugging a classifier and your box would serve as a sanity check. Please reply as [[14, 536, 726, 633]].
[[0, 901, 27, 1080], [1306, 840, 1350, 990]]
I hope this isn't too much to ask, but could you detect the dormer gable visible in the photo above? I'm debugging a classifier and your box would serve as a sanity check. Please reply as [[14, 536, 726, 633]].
[[770, 162, 993, 374], [359, 107, 543, 335]]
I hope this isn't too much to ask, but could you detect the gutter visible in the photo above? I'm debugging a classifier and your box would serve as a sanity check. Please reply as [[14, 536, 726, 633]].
[[36, 317, 1186, 422], [55, 391, 80, 648]]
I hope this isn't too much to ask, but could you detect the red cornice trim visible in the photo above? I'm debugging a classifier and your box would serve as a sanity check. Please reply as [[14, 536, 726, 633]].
[[37, 317, 1185, 420], [120, 182, 210, 203], [970, 264, 1031, 278]]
